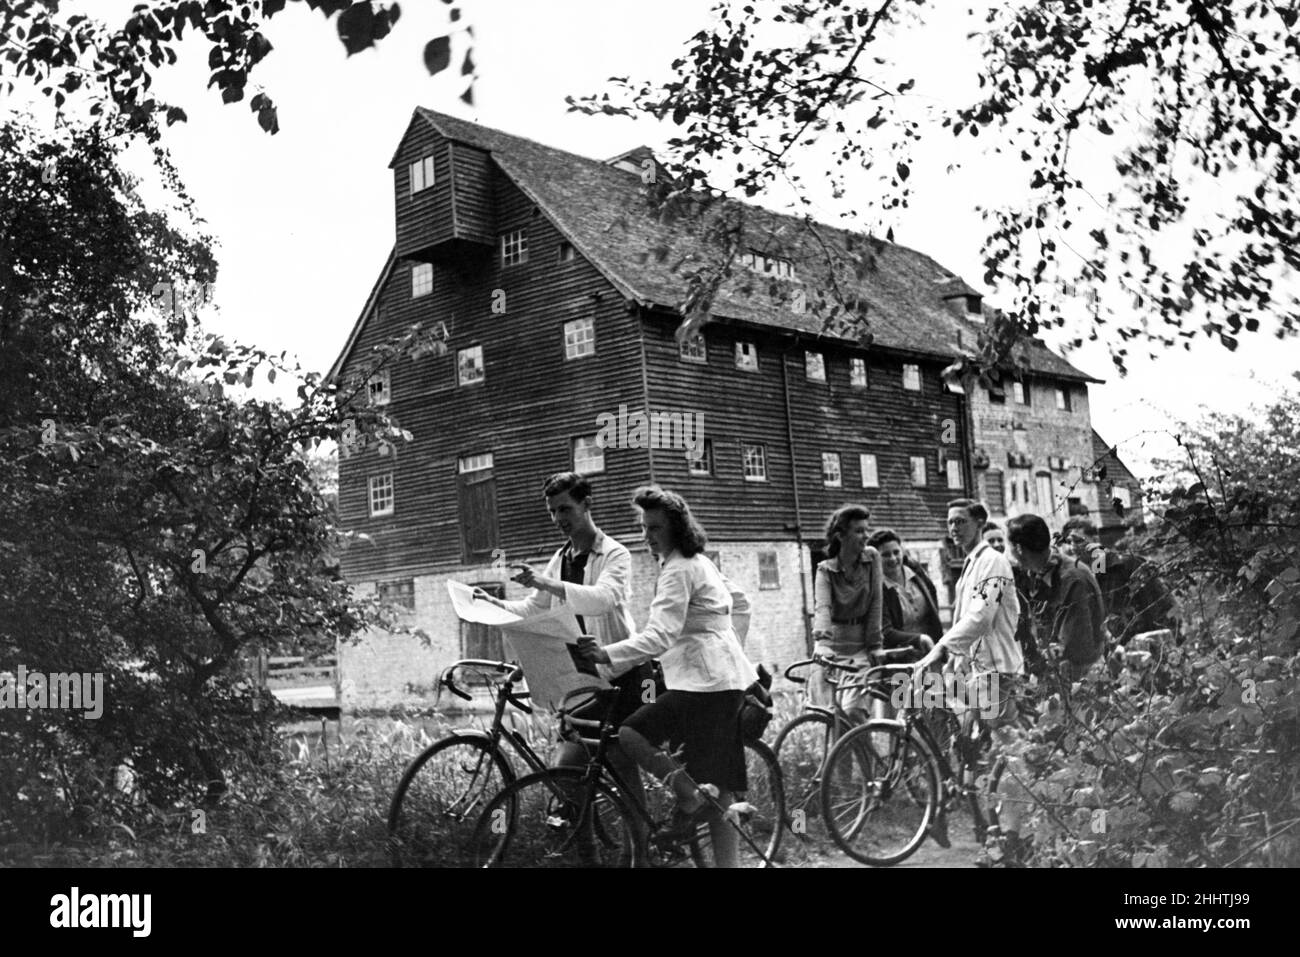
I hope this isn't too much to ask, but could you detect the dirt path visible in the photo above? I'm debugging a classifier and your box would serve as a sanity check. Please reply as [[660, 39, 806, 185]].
[[773, 815, 985, 868]]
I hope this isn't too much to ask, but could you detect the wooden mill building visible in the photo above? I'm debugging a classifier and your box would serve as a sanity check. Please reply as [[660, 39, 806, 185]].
[[327, 108, 1108, 709]]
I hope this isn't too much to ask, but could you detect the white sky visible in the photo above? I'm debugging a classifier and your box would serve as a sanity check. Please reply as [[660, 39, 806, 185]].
[[17, 0, 1300, 476]]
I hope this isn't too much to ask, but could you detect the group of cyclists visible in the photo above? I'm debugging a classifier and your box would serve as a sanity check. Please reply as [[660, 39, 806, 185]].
[[471, 470, 1176, 867]]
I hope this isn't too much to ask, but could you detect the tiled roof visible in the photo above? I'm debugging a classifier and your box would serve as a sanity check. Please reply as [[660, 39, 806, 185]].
[[411, 108, 1098, 381]]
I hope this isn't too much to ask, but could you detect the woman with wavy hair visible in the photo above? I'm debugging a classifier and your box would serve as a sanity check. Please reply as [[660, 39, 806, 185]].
[[809, 503, 884, 718], [578, 485, 756, 867]]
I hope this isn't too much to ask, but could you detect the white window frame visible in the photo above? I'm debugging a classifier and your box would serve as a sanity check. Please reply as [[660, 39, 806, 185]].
[[1055, 386, 1070, 411], [903, 364, 922, 391], [821, 452, 842, 488], [368, 473, 394, 517], [859, 453, 879, 488], [408, 155, 436, 195], [1013, 380, 1028, 405], [1113, 486, 1132, 509], [850, 357, 868, 389], [687, 439, 714, 476], [946, 458, 963, 490], [742, 443, 768, 482], [572, 435, 605, 475], [457, 345, 485, 387], [501, 229, 529, 267], [739, 250, 796, 281], [910, 455, 928, 487], [457, 452, 494, 474], [758, 551, 781, 589], [734, 341, 758, 372], [563, 318, 595, 360], [805, 351, 826, 382], [679, 334, 707, 364], [411, 263, 433, 298], [367, 370, 391, 406]]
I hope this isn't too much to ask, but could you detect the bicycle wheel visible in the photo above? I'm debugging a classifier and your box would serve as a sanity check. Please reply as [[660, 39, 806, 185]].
[[387, 733, 513, 867], [472, 768, 639, 868], [687, 740, 784, 868], [820, 720, 939, 866], [773, 711, 844, 836]]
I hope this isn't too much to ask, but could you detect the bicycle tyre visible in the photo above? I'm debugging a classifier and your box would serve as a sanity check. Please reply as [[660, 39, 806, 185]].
[[387, 732, 514, 867], [819, 719, 939, 866], [472, 767, 640, 868], [772, 711, 831, 835]]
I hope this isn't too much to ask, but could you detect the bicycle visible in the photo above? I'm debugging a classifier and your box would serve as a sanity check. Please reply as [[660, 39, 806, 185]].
[[387, 658, 544, 867], [818, 659, 1033, 866], [772, 649, 923, 844], [471, 686, 785, 868]]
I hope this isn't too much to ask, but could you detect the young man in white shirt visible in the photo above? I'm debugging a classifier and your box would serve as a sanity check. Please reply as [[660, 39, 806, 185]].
[[912, 498, 1024, 857], [475, 472, 649, 797]]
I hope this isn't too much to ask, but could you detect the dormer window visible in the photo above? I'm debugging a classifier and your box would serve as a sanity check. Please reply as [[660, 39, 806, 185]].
[[679, 334, 707, 364], [501, 229, 528, 267], [903, 363, 921, 391], [408, 155, 435, 194], [735, 341, 758, 372], [739, 250, 796, 280], [850, 357, 868, 389]]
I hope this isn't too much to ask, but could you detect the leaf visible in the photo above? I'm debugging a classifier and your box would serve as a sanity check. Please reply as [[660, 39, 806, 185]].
[[460, 83, 474, 106], [337, 2, 376, 57], [461, 48, 474, 76], [896, 161, 910, 181], [424, 36, 451, 75]]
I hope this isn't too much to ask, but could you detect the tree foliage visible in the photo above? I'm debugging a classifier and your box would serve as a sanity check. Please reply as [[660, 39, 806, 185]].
[[0, 118, 419, 833], [0, 0, 475, 139], [571, 0, 1300, 374]]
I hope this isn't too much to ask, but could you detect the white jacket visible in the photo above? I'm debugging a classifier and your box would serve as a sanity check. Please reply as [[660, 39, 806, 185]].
[[604, 551, 758, 692]]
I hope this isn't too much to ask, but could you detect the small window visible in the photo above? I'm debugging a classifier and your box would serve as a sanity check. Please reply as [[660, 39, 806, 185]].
[[1013, 380, 1029, 405], [1055, 386, 1072, 411], [735, 341, 758, 372], [557, 241, 575, 263], [821, 452, 842, 487], [946, 458, 963, 489], [457, 345, 485, 387], [742, 443, 768, 482], [859, 453, 879, 488], [740, 251, 796, 281], [1113, 486, 1132, 510], [679, 334, 707, 364], [409, 155, 436, 194], [378, 579, 415, 610], [850, 357, 868, 389], [988, 384, 1006, 405], [564, 318, 595, 360], [910, 455, 927, 487], [411, 263, 433, 298], [805, 351, 826, 382], [758, 551, 780, 589], [369, 473, 394, 517], [687, 439, 715, 476], [573, 435, 605, 475], [457, 452, 494, 473], [367, 370, 391, 406], [903, 364, 921, 391], [501, 229, 528, 267]]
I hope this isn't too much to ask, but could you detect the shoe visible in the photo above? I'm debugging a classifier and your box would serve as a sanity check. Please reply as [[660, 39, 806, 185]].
[[930, 811, 951, 849], [654, 784, 720, 845]]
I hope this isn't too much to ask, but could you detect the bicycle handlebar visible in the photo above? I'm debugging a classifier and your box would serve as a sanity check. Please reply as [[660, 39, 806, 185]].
[[438, 659, 532, 713]]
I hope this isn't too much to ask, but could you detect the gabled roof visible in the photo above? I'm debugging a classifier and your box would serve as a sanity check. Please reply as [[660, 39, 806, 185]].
[[341, 107, 1096, 382]]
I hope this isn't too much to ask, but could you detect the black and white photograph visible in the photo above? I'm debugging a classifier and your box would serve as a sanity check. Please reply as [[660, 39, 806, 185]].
[[1, 0, 1295, 933]]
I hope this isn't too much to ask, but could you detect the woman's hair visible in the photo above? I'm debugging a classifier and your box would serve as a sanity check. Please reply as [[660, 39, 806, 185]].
[[982, 521, 1001, 534], [631, 484, 708, 557], [823, 504, 872, 558], [866, 528, 901, 551], [542, 471, 592, 503]]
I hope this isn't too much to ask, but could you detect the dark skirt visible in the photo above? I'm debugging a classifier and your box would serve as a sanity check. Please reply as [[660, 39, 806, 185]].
[[622, 688, 747, 793]]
